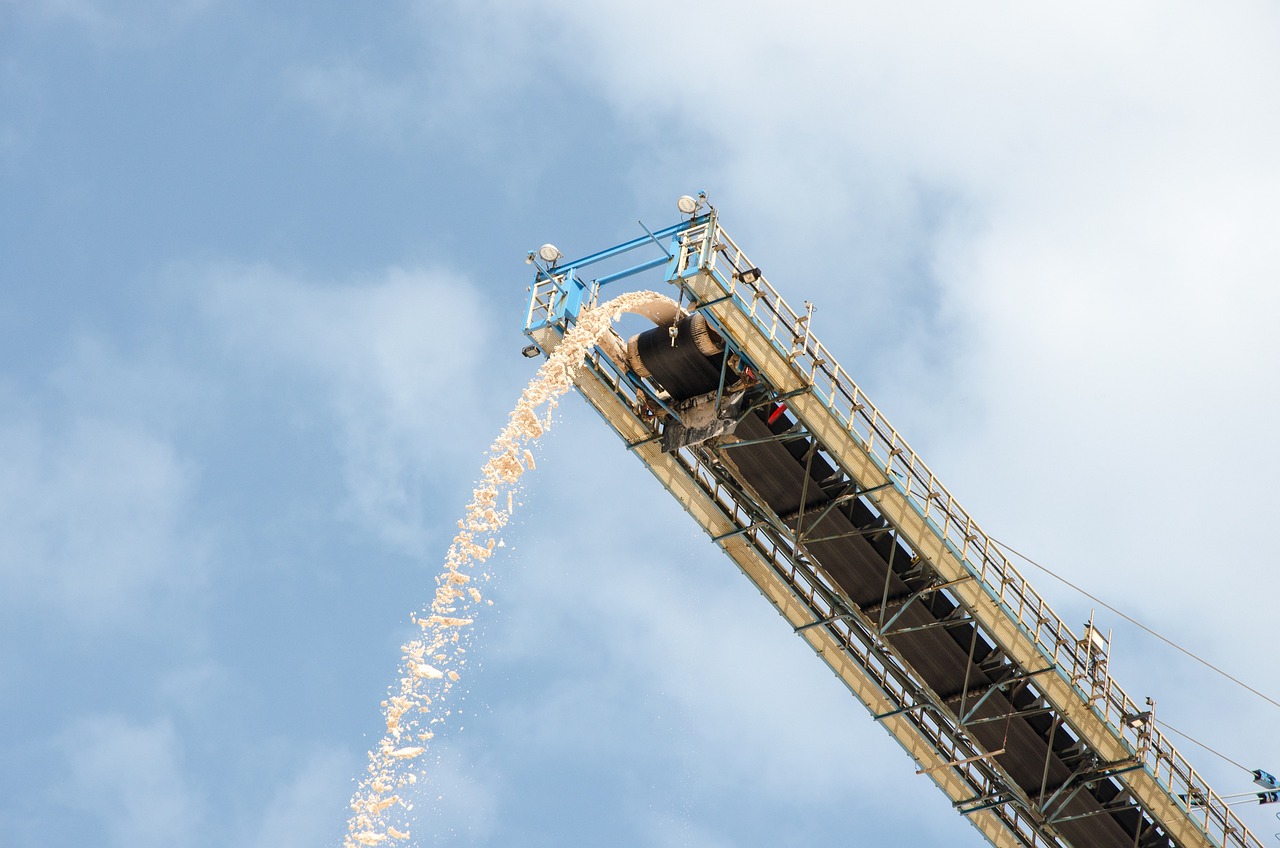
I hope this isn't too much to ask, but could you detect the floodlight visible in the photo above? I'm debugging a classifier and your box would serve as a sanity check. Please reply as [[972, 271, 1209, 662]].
[[521, 344, 541, 359], [1121, 710, 1152, 729], [538, 243, 562, 264], [738, 267, 762, 284], [677, 195, 699, 215]]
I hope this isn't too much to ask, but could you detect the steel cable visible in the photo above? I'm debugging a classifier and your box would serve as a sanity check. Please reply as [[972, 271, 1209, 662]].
[[989, 537, 1280, 713]]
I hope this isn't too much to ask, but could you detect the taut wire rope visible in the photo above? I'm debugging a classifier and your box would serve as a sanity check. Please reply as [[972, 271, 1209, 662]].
[[989, 538, 1280, 713]]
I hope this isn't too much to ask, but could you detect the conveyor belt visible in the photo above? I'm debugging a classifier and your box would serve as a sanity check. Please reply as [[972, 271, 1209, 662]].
[[525, 211, 1257, 848], [628, 315, 729, 400], [633, 325, 1168, 848]]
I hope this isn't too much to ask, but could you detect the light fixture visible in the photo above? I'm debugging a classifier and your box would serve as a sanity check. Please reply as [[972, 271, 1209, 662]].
[[1121, 710, 1152, 729], [521, 344, 541, 359], [737, 267, 762, 284], [677, 194, 699, 215], [538, 243, 562, 265]]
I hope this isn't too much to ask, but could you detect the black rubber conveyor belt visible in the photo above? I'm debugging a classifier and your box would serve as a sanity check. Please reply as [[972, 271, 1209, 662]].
[[630, 315, 727, 401], [630, 332, 1173, 848]]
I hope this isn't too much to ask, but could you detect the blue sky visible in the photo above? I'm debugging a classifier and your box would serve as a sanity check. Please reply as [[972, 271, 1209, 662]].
[[4, 2, 1280, 846]]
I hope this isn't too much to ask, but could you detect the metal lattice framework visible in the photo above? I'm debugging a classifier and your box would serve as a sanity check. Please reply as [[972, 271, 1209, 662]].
[[522, 209, 1262, 848]]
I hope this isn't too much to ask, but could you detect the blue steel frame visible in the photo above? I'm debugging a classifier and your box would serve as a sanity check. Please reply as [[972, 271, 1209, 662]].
[[524, 214, 706, 330], [524, 210, 761, 432]]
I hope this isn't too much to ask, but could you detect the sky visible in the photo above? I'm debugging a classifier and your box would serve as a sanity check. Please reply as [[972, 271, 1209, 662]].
[[3, 2, 1280, 846]]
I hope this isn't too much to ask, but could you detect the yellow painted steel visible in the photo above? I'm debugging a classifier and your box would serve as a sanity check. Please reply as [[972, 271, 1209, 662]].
[[682, 271, 1219, 848], [532, 324, 1036, 848]]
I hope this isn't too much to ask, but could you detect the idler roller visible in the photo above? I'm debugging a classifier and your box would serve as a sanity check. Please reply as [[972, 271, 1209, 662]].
[[625, 312, 728, 401]]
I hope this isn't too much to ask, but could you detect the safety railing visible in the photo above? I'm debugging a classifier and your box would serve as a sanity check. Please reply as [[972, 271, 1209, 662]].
[[525, 273, 565, 334], [572, 332, 1055, 847], [663, 216, 1257, 848], [525, 219, 1259, 848]]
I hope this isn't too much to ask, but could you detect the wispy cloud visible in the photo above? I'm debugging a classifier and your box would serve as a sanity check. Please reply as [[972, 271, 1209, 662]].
[[194, 263, 495, 556], [0, 405, 205, 630], [245, 745, 354, 848], [262, 3, 1280, 839], [57, 714, 205, 848], [283, 3, 563, 155], [287, 61, 423, 144], [441, 416, 967, 841], [411, 744, 501, 845], [490, 0, 1280, 647]]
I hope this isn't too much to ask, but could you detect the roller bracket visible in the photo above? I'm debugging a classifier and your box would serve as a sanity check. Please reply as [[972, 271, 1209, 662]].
[[661, 389, 747, 453]]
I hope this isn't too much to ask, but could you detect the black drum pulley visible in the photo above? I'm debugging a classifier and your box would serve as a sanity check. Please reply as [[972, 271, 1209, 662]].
[[625, 313, 728, 402]]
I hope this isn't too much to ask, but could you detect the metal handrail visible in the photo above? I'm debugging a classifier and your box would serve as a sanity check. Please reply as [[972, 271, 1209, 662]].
[[524, 219, 1259, 848], [667, 217, 1256, 848], [574, 339, 1057, 847]]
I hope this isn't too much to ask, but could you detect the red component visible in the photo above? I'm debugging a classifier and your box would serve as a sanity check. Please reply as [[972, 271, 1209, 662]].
[[767, 403, 787, 425]]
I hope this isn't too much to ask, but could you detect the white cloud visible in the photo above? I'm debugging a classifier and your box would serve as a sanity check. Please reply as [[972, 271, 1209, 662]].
[[411, 744, 501, 845], [48, 335, 211, 431], [0, 408, 204, 629], [156, 662, 231, 721], [470, 412, 967, 839], [195, 264, 494, 556], [58, 714, 205, 848], [272, 3, 1280, 839], [285, 4, 544, 150], [288, 62, 421, 144], [495, 0, 1280, 680], [246, 746, 353, 848], [375, 5, 1280, 833]]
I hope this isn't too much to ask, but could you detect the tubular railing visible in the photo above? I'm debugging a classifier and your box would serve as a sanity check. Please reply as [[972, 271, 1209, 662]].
[[666, 217, 1256, 848], [574, 336, 1057, 848], [525, 219, 1259, 848]]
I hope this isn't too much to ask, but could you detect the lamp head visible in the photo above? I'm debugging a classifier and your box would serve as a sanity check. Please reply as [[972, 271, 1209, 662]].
[[1121, 710, 1152, 729]]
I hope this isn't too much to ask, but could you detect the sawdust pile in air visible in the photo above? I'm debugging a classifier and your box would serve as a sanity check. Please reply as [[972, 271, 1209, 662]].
[[345, 290, 675, 847]]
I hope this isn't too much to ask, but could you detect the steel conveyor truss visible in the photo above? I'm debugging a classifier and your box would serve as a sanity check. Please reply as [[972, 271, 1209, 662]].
[[522, 209, 1261, 848]]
